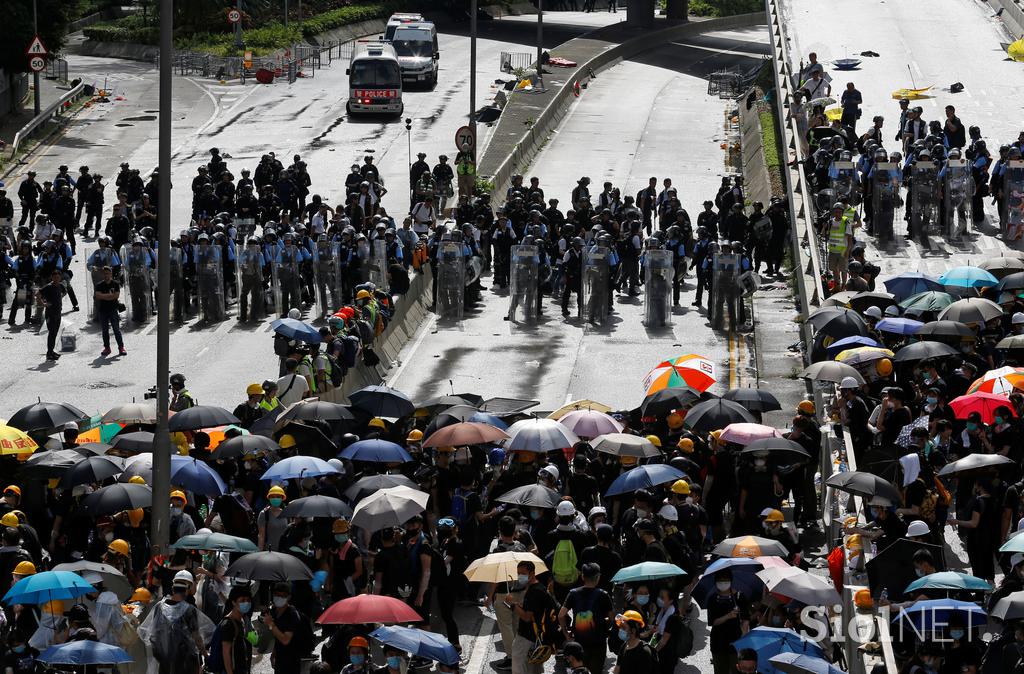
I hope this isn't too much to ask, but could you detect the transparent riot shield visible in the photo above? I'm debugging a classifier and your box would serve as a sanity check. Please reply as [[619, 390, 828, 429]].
[[195, 244, 225, 323], [168, 248, 186, 322], [357, 239, 371, 282], [367, 239, 388, 292], [121, 245, 152, 325], [1003, 160, 1024, 242], [437, 241, 465, 320], [0, 218, 12, 246], [943, 159, 973, 239], [581, 246, 611, 324], [643, 249, 673, 328], [872, 163, 902, 242], [273, 245, 303, 318], [709, 252, 740, 331], [235, 217, 257, 242], [236, 243, 265, 322], [314, 240, 341, 320], [85, 246, 117, 321], [830, 161, 858, 206], [508, 244, 538, 323], [910, 160, 940, 239]]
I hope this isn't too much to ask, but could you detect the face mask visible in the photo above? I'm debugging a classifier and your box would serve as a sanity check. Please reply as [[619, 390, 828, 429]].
[[685, 497, 694, 505], [926, 396, 938, 405], [269, 497, 283, 507], [635, 509, 648, 519], [335, 534, 349, 543], [915, 567, 925, 577], [169, 506, 182, 517], [656, 598, 667, 608], [387, 657, 402, 669], [716, 581, 731, 592], [771, 616, 784, 627], [950, 629, 965, 640], [244, 461, 253, 470], [350, 655, 365, 666], [273, 596, 288, 608], [12, 646, 25, 654], [996, 416, 1005, 425], [754, 458, 766, 468], [517, 574, 530, 585], [530, 510, 542, 521], [922, 373, 932, 384], [966, 422, 978, 432], [238, 602, 251, 614], [104, 532, 114, 543], [636, 595, 649, 606], [618, 629, 629, 642]]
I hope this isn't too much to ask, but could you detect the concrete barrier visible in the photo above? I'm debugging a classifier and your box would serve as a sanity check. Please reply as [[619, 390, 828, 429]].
[[76, 41, 160, 62], [305, 18, 388, 47], [990, 0, 1024, 39], [738, 91, 774, 208]]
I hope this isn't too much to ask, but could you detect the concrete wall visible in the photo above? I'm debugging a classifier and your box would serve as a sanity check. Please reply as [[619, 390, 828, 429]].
[[304, 18, 388, 46], [738, 89, 773, 208], [0, 71, 29, 116], [990, 0, 1024, 39]]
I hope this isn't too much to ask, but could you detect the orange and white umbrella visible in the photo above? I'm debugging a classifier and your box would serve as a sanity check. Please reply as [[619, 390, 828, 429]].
[[642, 354, 717, 395], [968, 366, 1024, 395]]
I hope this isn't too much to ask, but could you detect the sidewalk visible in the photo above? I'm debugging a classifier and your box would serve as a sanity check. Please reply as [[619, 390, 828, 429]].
[[0, 75, 73, 148]]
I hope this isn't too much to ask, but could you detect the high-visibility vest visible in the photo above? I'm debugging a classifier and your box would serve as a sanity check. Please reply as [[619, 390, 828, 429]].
[[259, 397, 280, 412], [828, 216, 850, 254]]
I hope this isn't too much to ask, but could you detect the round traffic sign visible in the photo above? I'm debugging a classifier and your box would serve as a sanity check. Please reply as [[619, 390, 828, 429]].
[[455, 125, 476, 152], [28, 56, 45, 73], [227, 9, 242, 23]]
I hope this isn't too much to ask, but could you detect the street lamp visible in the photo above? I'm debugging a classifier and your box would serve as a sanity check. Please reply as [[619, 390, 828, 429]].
[[469, 0, 477, 135], [32, 0, 40, 116], [405, 117, 413, 203], [536, 0, 544, 91]]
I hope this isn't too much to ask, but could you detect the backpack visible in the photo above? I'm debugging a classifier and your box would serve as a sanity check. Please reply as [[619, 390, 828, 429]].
[[325, 353, 345, 388], [205, 620, 227, 673], [917, 478, 938, 523], [451, 488, 471, 525], [551, 538, 580, 586], [291, 608, 315, 657], [532, 588, 565, 648]]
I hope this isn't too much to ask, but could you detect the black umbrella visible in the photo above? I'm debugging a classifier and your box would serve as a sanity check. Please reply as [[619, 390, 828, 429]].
[[167, 406, 240, 432], [866, 538, 945, 600], [109, 431, 155, 455], [349, 385, 415, 418], [277, 400, 354, 426], [892, 341, 960, 363], [21, 449, 84, 480], [996, 271, 1024, 292], [639, 387, 705, 417], [344, 474, 419, 502], [825, 471, 902, 505], [738, 438, 811, 462], [806, 307, 848, 330], [848, 291, 897, 313], [272, 421, 337, 458], [82, 483, 153, 516], [721, 388, 781, 413], [73, 442, 115, 457], [416, 395, 477, 411], [8, 401, 87, 432], [424, 405, 481, 437], [281, 495, 353, 519], [225, 551, 314, 581], [59, 456, 125, 489], [495, 484, 561, 509], [682, 399, 754, 433], [210, 435, 281, 460], [915, 320, 974, 338]]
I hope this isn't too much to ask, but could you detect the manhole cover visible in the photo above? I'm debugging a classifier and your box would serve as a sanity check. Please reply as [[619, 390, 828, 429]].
[[84, 381, 119, 389]]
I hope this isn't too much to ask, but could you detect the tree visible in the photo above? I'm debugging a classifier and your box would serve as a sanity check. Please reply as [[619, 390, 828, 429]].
[[2, 0, 74, 113]]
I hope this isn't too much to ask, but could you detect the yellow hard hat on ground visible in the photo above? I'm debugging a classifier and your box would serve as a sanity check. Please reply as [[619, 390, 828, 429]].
[[278, 434, 297, 449], [671, 480, 690, 495], [13, 561, 36, 576], [108, 539, 130, 557], [246, 383, 264, 396]]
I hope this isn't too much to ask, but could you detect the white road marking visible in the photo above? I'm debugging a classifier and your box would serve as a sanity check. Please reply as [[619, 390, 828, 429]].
[[464, 611, 497, 674]]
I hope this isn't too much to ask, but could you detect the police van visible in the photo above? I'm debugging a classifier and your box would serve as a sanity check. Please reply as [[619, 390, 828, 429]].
[[346, 41, 403, 117], [391, 21, 439, 87], [383, 13, 423, 41]]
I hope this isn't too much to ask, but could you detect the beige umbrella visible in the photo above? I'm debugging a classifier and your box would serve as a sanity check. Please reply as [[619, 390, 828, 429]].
[[464, 551, 548, 583], [547, 399, 612, 420]]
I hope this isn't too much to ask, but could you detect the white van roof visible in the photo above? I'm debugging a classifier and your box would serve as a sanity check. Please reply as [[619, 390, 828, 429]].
[[352, 41, 399, 60]]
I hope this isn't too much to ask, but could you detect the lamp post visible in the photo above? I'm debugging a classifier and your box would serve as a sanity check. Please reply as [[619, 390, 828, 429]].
[[32, 0, 40, 116], [469, 0, 477, 135], [536, 0, 544, 90]]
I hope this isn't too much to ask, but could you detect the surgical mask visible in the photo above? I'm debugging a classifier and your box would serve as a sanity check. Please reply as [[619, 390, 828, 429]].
[[656, 598, 667, 608], [926, 396, 938, 405], [387, 657, 402, 669], [273, 596, 288, 608], [950, 629, 965, 640], [716, 581, 731, 592], [618, 629, 629, 642], [685, 497, 694, 505], [269, 497, 283, 507], [350, 655, 365, 666], [915, 567, 925, 577], [104, 532, 114, 543], [169, 506, 182, 517], [754, 458, 766, 468], [771, 616, 784, 627], [996, 416, 1005, 425], [636, 594, 649, 606], [517, 574, 530, 586], [238, 602, 251, 614], [335, 534, 349, 543], [922, 373, 932, 384], [635, 509, 648, 519], [966, 422, 978, 432], [12, 646, 25, 654], [530, 510, 543, 521]]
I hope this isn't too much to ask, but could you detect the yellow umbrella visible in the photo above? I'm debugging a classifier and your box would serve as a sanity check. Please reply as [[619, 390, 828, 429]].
[[464, 551, 548, 583], [547, 399, 612, 420], [835, 346, 894, 366], [824, 106, 843, 122], [891, 86, 932, 100], [1008, 39, 1024, 63], [0, 425, 39, 455]]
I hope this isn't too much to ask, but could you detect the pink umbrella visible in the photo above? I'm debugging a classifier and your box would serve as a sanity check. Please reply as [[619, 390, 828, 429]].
[[719, 422, 783, 445], [558, 409, 623, 439]]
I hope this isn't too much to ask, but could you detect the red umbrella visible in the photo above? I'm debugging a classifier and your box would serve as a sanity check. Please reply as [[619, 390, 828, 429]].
[[317, 594, 423, 625], [949, 391, 1017, 424], [422, 422, 509, 448]]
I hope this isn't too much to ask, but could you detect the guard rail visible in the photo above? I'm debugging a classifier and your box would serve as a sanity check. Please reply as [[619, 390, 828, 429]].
[[8, 81, 88, 160]]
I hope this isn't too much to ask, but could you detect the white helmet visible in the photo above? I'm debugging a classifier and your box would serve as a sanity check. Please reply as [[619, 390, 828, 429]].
[[906, 520, 930, 537], [588, 506, 607, 520], [839, 376, 860, 390], [658, 505, 678, 522], [864, 305, 882, 320], [556, 501, 576, 517], [1013, 312, 1024, 326], [540, 465, 560, 482], [173, 570, 194, 587], [1013, 553, 1024, 569], [327, 458, 346, 474], [287, 308, 301, 320], [884, 305, 900, 317]]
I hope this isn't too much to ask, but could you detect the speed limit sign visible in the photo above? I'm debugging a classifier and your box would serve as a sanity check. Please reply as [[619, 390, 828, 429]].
[[227, 9, 242, 23], [455, 125, 476, 152], [28, 56, 45, 73]]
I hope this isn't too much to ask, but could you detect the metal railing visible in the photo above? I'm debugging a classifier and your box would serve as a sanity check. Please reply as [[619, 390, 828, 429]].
[[499, 51, 534, 73], [8, 81, 88, 159], [45, 57, 69, 83], [163, 39, 353, 83]]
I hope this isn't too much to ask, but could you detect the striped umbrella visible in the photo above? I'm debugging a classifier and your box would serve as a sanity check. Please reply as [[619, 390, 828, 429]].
[[968, 366, 1024, 394], [642, 354, 717, 395]]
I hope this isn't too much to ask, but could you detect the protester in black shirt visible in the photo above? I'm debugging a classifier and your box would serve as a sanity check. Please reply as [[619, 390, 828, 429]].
[[507, 561, 552, 674], [261, 583, 304, 674], [558, 563, 613, 674], [93, 266, 125, 356], [707, 569, 750, 674], [217, 586, 253, 674], [39, 269, 66, 361]]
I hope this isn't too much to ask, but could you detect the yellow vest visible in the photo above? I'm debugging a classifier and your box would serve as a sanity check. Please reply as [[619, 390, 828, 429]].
[[828, 216, 850, 254]]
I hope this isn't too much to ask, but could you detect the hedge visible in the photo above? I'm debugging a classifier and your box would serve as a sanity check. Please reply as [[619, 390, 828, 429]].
[[690, 0, 762, 17]]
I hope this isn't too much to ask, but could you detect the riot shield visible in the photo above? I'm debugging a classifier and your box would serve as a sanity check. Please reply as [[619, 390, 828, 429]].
[[508, 244, 539, 323], [357, 239, 371, 282], [1003, 160, 1024, 242], [121, 245, 152, 325], [236, 244, 266, 322], [85, 247, 116, 321], [830, 161, 858, 206], [168, 248, 186, 322], [273, 246, 303, 317], [581, 246, 611, 324], [314, 240, 341, 320], [196, 244, 225, 323], [436, 241, 465, 320], [943, 159, 973, 239], [910, 160, 940, 239], [367, 239, 388, 292], [872, 163, 902, 242], [0, 218, 12, 247], [643, 249, 673, 327], [235, 217, 257, 241], [709, 252, 740, 331]]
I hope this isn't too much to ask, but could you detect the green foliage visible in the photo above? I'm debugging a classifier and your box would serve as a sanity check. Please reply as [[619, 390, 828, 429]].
[[1, 0, 75, 75], [299, 3, 393, 38], [759, 109, 780, 168], [177, 23, 304, 57], [689, 0, 762, 17]]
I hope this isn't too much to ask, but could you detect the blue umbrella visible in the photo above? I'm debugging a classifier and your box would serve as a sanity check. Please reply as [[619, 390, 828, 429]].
[[938, 266, 998, 289], [875, 317, 924, 336], [262, 455, 341, 481], [611, 562, 687, 584], [825, 335, 880, 357], [769, 652, 844, 674], [891, 599, 986, 632], [270, 317, 321, 345], [370, 626, 459, 666], [340, 439, 413, 464], [171, 455, 227, 496], [39, 641, 132, 665], [904, 572, 992, 594], [733, 627, 825, 674], [470, 412, 508, 430], [884, 272, 943, 301], [692, 558, 766, 608], [605, 464, 686, 497], [3, 571, 96, 605]]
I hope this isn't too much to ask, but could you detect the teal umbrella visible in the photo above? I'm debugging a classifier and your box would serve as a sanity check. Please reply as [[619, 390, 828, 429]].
[[898, 291, 955, 314], [938, 266, 998, 289], [610, 562, 687, 584], [171, 532, 258, 553], [904, 571, 992, 593], [1000, 532, 1024, 554]]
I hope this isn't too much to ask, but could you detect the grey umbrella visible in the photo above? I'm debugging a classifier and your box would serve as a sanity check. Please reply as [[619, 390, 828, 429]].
[[344, 474, 419, 502], [915, 320, 975, 338], [495, 484, 561, 509], [992, 590, 1024, 621], [591, 433, 661, 458], [938, 453, 1015, 476], [938, 298, 1003, 325], [892, 341, 959, 363], [504, 418, 579, 453], [281, 495, 353, 519], [998, 335, 1024, 350], [52, 561, 132, 601], [351, 486, 430, 532], [100, 402, 157, 425], [800, 361, 865, 384]]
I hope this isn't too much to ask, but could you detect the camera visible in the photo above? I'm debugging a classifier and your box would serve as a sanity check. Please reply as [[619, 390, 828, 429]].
[[143, 385, 159, 400]]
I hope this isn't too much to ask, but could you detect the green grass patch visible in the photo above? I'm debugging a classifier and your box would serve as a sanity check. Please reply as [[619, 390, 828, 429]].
[[689, 0, 762, 17], [759, 109, 780, 169]]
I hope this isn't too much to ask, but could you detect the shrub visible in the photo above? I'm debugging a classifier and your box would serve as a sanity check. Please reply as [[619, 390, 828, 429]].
[[689, 0, 763, 17]]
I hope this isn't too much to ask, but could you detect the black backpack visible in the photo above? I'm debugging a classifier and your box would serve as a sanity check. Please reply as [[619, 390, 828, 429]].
[[291, 608, 315, 657], [325, 353, 345, 388]]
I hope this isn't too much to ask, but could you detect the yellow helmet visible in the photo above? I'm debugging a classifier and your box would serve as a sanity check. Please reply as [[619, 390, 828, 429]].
[[13, 561, 36, 576], [846, 533, 863, 550], [763, 509, 785, 523], [671, 480, 690, 495], [797, 400, 816, 415], [128, 476, 147, 485], [246, 383, 264, 396], [677, 438, 694, 453], [267, 485, 287, 499], [129, 587, 152, 604], [278, 434, 297, 449], [1, 512, 20, 528], [406, 429, 424, 442], [665, 413, 683, 430], [709, 430, 723, 441], [854, 588, 874, 610], [42, 600, 64, 616], [645, 435, 662, 448], [621, 455, 638, 466], [108, 539, 130, 557], [170, 490, 187, 504], [356, 290, 372, 300], [617, 610, 645, 627], [876, 358, 893, 377], [368, 418, 386, 430], [436, 445, 455, 453]]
